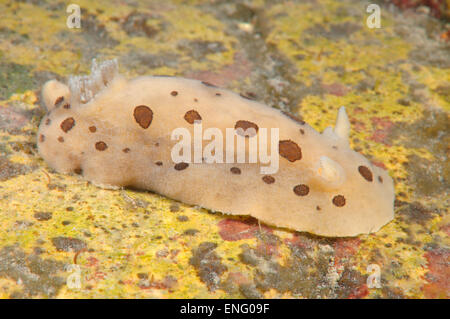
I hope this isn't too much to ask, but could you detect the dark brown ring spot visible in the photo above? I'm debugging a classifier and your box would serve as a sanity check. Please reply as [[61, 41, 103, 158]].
[[184, 110, 202, 124], [54, 96, 64, 107], [293, 184, 309, 196], [230, 167, 241, 175], [174, 162, 189, 170], [279, 140, 302, 162], [133, 105, 153, 129], [262, 175, 275, 184], [358, 165, 373, 182], [332, 195, 346, 207], [95, 141, 107, 151], [235, 120, 258, 137], [60, 117, 75, 133]]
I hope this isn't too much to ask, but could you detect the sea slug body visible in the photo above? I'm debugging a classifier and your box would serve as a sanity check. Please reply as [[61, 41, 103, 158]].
[[37, 59, 395, 237]]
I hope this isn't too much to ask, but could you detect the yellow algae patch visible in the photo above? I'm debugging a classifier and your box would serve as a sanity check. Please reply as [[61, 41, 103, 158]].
[[266, 1, 411, 87], [355, 229, 430, 298], [0, 1, 236, 78], [410, 66, 450, 111], [100, 4, 236, 76], [0, 2, 81, 75], [0, 169, 230, 298]]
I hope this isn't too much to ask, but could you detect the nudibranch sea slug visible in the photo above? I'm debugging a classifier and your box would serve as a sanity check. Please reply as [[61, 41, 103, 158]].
[[37, 59, 395, 237]]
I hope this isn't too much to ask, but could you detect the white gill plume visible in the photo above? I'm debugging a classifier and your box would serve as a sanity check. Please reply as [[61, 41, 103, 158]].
[[68, 58, 119, 104]]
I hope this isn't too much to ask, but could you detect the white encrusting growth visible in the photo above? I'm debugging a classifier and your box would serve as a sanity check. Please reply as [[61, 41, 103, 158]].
[[36, 59, 395, 237]]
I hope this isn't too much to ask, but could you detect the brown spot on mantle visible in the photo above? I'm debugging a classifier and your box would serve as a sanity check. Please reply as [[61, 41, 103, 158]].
[[279, 140, 302, 162], [133, 105, 153, 129]]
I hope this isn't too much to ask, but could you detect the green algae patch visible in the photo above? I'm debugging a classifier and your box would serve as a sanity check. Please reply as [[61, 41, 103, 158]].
[[0, 63, 36, 100]]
